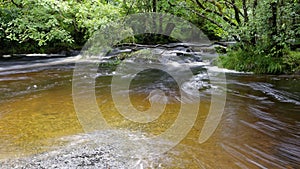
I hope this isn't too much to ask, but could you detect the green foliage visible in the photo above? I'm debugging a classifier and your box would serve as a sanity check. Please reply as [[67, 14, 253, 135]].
[[73, 0, 122, 40], [219, 46, 300, 74], [238, 0, 298, 51], [0, 0, 122, 54], [121, 0, 222, 40], [283, 51, 300, 73], [214, 0, 299, 74]]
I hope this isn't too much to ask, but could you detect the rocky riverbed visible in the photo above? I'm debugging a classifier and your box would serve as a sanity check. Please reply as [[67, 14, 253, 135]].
[[0, 130, 175, 169]]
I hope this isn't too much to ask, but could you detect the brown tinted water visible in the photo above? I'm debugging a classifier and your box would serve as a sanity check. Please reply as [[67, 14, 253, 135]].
[[0, 57, 299, 168]]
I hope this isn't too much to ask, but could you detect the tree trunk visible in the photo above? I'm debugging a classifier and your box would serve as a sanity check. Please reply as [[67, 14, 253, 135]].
[[153, 0, 157, 12], [270, 1, 283, 57]]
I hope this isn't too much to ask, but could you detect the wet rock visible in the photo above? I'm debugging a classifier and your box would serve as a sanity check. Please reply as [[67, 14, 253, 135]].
[[106, 48, 133, 56]]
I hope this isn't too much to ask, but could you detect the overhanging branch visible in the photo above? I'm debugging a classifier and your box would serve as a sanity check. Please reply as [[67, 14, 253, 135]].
[[11, 0, 22, 8], [194, 0, 238, 27], [190, 9, 224, 29]]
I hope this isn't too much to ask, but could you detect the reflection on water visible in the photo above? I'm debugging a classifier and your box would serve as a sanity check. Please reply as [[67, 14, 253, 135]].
[[0, 56, 299, 168]]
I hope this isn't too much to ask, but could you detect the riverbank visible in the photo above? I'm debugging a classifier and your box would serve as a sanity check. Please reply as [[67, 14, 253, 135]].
[[217, 46, 300, 75]]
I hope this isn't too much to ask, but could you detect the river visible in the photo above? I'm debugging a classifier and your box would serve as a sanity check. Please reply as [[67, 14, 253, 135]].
[[0, 48, 299, 168]]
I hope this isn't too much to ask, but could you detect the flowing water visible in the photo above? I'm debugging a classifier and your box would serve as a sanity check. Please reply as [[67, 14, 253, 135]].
[[0, 50, 299, 168]]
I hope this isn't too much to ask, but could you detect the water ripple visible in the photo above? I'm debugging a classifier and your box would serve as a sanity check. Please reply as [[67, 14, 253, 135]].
[[250, 82, 300, 105]]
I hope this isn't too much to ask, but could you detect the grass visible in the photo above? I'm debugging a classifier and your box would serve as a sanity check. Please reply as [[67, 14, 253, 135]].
[[218, 47, 300, 74]]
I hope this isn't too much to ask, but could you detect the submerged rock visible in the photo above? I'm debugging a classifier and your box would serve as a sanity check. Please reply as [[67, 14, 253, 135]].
[[2, 145, 127, 169], [1, 130, 173, 169]]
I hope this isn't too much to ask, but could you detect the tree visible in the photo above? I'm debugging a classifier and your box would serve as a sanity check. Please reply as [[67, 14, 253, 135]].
[[0, 0, 122, 54], [188, 0, 299, 50], [185, 0, 299, 74]]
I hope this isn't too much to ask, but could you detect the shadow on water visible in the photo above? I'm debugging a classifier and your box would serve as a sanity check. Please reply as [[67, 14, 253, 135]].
[[0, 51, 299, 168]]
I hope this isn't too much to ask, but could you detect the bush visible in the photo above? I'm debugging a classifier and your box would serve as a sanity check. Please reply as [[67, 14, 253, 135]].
[[218, 46, 288, 74], [283, 51, 300, 73]]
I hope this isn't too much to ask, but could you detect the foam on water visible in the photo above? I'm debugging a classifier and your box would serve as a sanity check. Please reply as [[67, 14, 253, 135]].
[[0, 55, 81, 73]]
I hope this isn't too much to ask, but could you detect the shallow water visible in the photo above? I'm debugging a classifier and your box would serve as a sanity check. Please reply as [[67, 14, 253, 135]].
[[0, 55, 299, 168]]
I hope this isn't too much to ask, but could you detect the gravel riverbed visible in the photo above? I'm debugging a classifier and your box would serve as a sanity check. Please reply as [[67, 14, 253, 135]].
[[0, 130, 174, 169]]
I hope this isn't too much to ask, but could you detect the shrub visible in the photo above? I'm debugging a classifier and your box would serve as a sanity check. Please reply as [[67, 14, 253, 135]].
[[283, 51, 300, 73], [218, 46, 287, 74]]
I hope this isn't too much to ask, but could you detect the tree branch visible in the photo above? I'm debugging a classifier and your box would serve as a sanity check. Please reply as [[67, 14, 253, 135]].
[[223, 0, 244, 18], [253, 0, 258, 17], [231, 0, 241, 25], [242, 0, 248, 22], [11, 0, 22, 8], [190, 9, 224, 29], [194, 0, 238, 27]]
